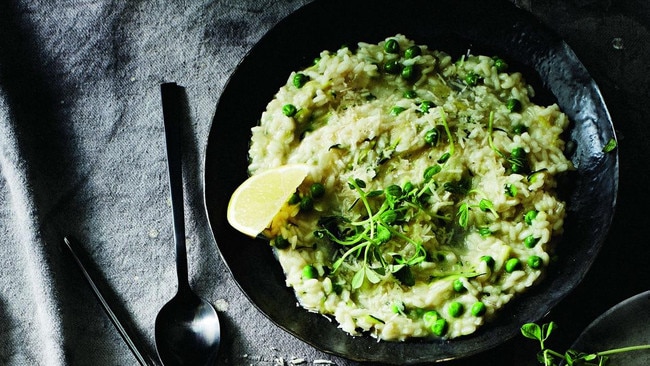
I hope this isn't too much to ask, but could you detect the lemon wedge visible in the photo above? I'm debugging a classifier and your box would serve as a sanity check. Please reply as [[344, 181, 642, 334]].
[[226, 164, 310, 237]]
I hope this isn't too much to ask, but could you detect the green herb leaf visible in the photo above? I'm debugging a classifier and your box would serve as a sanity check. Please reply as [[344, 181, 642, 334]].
[[351, 268, 365, 289], [457, 203, 470, 228], [521, 322, 542, 341], [603, 138, 617, 153]]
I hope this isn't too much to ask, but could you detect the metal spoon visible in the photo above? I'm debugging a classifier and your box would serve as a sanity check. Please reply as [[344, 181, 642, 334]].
[[155, 82, 220, 365]]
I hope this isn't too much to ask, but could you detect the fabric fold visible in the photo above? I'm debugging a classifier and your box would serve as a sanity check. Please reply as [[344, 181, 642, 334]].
[[0, 92, 65, 365]]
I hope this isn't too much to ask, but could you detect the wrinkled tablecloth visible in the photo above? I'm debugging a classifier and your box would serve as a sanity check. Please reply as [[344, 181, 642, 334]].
[[1, 0, 649, 365]]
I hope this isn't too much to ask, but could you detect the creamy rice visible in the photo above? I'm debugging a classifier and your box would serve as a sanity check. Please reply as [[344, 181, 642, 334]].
[[247, 35, 571, 340]]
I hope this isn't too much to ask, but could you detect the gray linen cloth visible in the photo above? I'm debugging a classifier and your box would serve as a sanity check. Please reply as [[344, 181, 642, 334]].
[[2, 0, 649, 365], [0, 0, 356, 364]]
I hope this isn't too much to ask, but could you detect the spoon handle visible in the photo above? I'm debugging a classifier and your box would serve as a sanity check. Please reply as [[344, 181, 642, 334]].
[[160, 82, 189, 291], [63, 237, 159, 366]]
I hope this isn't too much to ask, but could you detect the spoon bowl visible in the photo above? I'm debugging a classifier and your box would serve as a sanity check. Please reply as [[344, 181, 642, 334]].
[[155, 82, 221, 365], [155, 290, 220, 365]]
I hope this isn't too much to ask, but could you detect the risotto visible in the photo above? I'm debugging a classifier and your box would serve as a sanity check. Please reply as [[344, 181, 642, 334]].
[[247, 35, 572, 340]]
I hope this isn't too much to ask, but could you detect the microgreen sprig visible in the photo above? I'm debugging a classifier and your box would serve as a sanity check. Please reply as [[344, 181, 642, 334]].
[[521, 321, 650, 366], [315, 176, 452, 289]]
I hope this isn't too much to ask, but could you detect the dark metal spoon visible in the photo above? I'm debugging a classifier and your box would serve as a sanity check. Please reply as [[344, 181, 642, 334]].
[[155, 82, 220, 365]]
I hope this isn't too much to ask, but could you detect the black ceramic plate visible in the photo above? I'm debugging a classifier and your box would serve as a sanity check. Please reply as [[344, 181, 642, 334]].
[[567, 291, 650, 365], [203, 0, 619, 363]]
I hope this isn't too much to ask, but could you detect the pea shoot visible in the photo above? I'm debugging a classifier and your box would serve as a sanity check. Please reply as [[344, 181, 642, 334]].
[[315, 175, 452, 290], [522, 321, 650, 366]]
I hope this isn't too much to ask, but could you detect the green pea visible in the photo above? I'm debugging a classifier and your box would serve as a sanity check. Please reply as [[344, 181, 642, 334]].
[[511, 147, 526, 159], [401, 64, 416, 80], [524, 235, 540, 248], [493, 57, 508, 72], [384, 38, 400, 54], [282, 104, 297, 117], [432, 318, 448, 337], [293, 73, 309, 88], [403, 89, 417, 99], [437, 152, 451, 164], [528, 255, 543, 269], [405, 45, 422, 59], [506, 98, 522, 112], [524, 210, 538, 225], [471, 301, 487, 317], [302, 264, 317, 279], [505, 258, 521, 273], [465, 71, 479, 86], [288, 192, 301, 205], [452, 279, 466, 293], [448, 301, 464, 318], [480, 255, 495, 269], [478, 227, 492, 237], [419, 100, 435, 114], [424, 128, 439, 146], [422, 310, 440, 327], [504, 183, 517, 197], [300, 196, 313, 211], [310, 182, 325, 199], [390, 106, 406, 116], [512, 124, 528, 135], [511, 163, 525, 174], [273, 235, 290, 249], [384, 60, 401, 74]]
